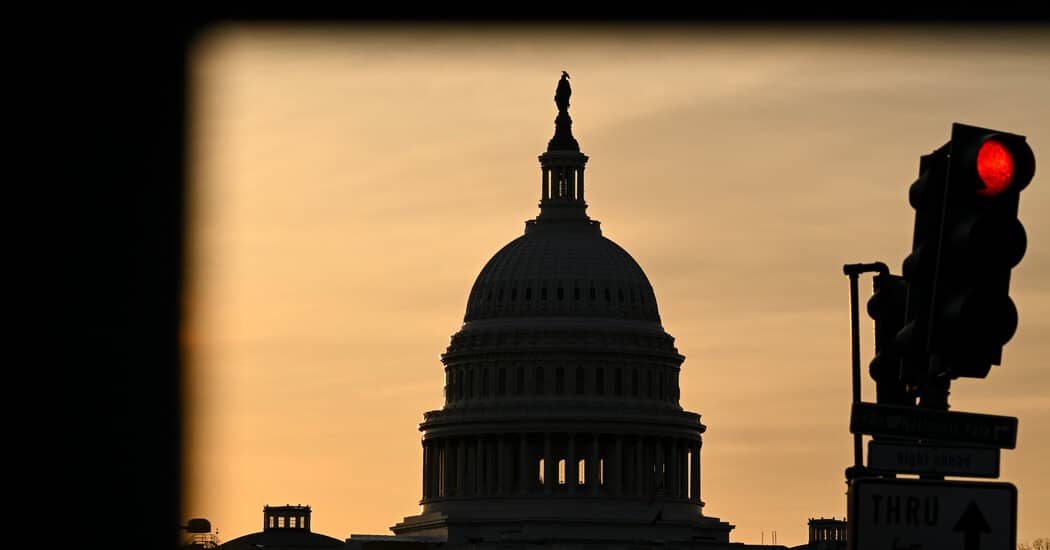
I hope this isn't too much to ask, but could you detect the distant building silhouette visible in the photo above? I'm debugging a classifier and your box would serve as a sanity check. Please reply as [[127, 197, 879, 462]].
[[217, 504, 344, 549], [787, 517, 847, 550], [180, 517, 220, 549]]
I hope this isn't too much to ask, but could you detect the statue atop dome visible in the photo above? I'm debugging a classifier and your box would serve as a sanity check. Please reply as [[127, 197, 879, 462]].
[[555, 70, 571, 113], [547, 70, 580, 152]]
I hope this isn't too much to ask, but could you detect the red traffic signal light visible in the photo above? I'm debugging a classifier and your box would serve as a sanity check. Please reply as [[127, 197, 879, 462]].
[[927, 123, 1035, 378], [966, 135, 1036, 197]]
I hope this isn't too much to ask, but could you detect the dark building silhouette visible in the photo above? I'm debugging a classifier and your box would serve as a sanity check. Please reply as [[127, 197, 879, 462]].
[[379, 73, 744, 547], [787, 517, 847, 550], [218, 504, 344, 550]]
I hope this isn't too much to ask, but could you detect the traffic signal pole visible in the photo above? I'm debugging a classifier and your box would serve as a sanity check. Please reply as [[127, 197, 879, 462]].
[[842, 261, 888, 483]]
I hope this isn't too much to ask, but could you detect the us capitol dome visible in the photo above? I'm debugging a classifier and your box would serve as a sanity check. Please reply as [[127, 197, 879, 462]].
[[389, 72, 735, 545]]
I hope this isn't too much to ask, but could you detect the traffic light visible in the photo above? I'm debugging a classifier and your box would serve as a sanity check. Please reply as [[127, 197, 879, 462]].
[[898, 143, 950, 390], [929, 123, 1035, 378], [866, 273, 913, 406]]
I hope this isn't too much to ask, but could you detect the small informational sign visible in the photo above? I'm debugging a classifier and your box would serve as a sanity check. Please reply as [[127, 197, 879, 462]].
[[868, 440, 1001, 478], [849, 402, 1018, 449]]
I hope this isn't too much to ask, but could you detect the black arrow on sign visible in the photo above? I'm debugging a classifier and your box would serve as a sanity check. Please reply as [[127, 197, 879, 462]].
[[953, 501, 991, 550]]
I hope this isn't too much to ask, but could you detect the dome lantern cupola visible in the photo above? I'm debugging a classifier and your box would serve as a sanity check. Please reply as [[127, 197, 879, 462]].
[[537, 71, 590, 222]]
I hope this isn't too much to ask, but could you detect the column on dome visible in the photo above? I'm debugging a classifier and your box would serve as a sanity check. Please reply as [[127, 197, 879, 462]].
[[668, 438, 678, 498], [421, 440, 429, 499], [577, 166, 585, 201], [519, 436, 528, 495], [567, 163, 576, 200], [690, 442, 701, 502], [680, 440, 689, 499], [544, 433, 553, 495], [590, 435, 600, 495], [656, 438, 665, 494], [681, 440, 690, 498], [457, 438, 466, 496], [476, 437, 484, 495], [497, 436, 506, 495], [636, 436, 645, 497], [672, 440, 681, 498], [487, 438, 497, 495], [567, 433, 577, 494], [442, 439, 452, 497]]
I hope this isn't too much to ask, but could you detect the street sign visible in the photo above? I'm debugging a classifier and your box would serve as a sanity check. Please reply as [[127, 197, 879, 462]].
[[849, 478, 1016, 550], [868, 440, 1001, 478], [850, 402, 1018, 449]]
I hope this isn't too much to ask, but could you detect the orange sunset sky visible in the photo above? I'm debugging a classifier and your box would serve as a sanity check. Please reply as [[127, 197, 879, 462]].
[[183, 24, 1050, 547]]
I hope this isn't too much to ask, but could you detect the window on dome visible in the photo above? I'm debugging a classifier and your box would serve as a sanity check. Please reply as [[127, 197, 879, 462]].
[[618, 289, 625, 303], [498, 289, 504, 302], [535, 367, 545, 395], [558, 459, 566, 485], [516, 366, 524, 395], [498, 368, 506, 395], [538, 459, 545, 484], [574, 287, 580, 300], [556, 367, 565, 395], [575, 367, 584, 395], [605, 288, 611, 302], [590, 287, 596, 300], [578, 459, 586, 484], [557, 287, 564, 301], [525, 287, 532, 301], [541, 287, 548, 300], [596, 368, 604, 395], [510, 288, 517, 302], [482, 370, 489, 396], [631, 369, 639, 397], [614, 368, 623, 396]]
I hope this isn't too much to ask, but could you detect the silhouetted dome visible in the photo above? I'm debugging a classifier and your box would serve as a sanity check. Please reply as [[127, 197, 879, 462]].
[[218, 530, 344, 550], [463, 221, 661, 323], [394, 73, 732, 545]]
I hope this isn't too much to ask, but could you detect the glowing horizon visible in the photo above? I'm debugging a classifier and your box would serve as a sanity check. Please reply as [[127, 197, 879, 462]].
[[184, 23, 1050, 547]]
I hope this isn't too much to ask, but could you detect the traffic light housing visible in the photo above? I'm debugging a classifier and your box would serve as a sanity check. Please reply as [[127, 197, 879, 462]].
[[866, 273, 914, 406], [927, 123, 1034, 378], [899, 143, 950, 392]]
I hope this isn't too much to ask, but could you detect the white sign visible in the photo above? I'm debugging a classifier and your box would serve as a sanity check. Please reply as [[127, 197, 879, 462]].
[[849, 478, 1015, 550]]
